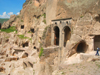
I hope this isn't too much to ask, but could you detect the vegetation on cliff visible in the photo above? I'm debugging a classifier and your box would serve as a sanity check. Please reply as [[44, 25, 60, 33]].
[[39, 47, 44, 58], [0, 26, 16, 33]]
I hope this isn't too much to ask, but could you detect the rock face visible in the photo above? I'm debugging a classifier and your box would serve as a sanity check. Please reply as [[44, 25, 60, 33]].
[[1, 15, 16, 29], [1, 0, 100, 75]]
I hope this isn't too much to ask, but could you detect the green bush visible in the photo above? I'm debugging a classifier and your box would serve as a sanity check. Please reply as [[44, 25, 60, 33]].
[[0, 26, 16, 33], [39, 47, 44, 58], [41, 13, 46, 18], [43, 19, 46, 24]]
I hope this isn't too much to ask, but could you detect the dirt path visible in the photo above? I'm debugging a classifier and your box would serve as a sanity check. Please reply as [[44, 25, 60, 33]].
[[57, 61, 100, 75]]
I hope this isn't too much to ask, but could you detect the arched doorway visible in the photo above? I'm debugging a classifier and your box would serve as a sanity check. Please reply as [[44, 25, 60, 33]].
[[63, 26, 71, 47], [94, 35, 100, 50], [54, 26, 60, 46], [76, 41, 87, 53]]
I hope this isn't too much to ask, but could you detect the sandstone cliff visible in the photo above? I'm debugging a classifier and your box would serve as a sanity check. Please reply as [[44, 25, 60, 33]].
[[0, 0, 100, 75]]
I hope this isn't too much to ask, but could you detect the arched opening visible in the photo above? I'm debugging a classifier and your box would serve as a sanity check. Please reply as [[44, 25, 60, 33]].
[[54, 26, 60, 46], [21, 25, 24, 29], [76, 41, 87, 53], [64, 26, 71, 47], [94, 35, 100, 50]]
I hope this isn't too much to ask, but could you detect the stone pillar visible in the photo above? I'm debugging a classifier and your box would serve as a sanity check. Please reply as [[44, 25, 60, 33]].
[[62, 32, 64, 47], [51, 28, 54, 46], [59, 30, 62, 47], [58, 47, 61, 64]]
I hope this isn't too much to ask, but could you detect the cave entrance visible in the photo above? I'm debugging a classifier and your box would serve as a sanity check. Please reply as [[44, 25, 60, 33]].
[[94, 35, 100, 50], [76, 41, 87, 53], [22, 42, 29, 47], [21, 25, 24, 29], [64, 26, 71, 47], [54, 26, 59, 46], [30, 28, 34, 33]]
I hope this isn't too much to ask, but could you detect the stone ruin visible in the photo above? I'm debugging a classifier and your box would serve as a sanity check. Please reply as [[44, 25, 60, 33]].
[[42, 16, 100, 63]]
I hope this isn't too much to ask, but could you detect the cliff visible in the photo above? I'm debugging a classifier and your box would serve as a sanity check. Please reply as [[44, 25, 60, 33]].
[[0, 0, 100, 75]]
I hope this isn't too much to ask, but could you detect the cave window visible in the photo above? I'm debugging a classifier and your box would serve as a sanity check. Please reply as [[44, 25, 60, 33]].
[[22, 42, 28, 47], [66, 21, 68, 24], [21, 25, 24, 29], [55, 22, 57, 25], [34, 46, 36, 49], [94, 35, 100, 50], [63, 26, 71, 47], [30, 28, 34, 33], [60, 21, 62, 24], [76, 41, 87, 53], [54, 26, 60, 46]]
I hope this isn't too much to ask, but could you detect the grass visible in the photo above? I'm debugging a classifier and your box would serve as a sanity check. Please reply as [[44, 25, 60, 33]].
[[28, 31, 32, 33], [39, 47, 44, 58], [96, 63, 100, 68], [0, 26, 17, 33], [17, 34, 32, 40], [17, 35, 29, 39]]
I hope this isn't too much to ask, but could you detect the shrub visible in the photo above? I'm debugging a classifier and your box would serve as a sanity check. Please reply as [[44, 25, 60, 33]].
[[80, 16, 83, 18], [39, 47, 44, 58], [0, 26, 16, 33], [43, 19, 46, 24], [21, 20, 24, 22], [41, 13, 46, 18]]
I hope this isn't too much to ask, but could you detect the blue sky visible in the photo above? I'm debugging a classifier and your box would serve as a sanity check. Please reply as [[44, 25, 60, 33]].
[[0, 0, 26, 18]]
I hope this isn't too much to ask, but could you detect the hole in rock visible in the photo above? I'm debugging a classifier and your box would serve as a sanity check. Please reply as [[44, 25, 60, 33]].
[[76, 41, 87, 53]]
